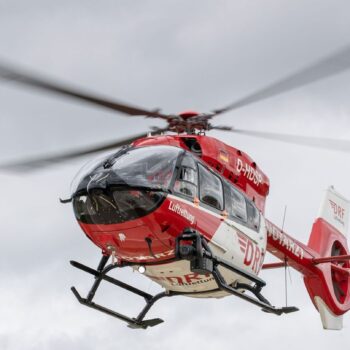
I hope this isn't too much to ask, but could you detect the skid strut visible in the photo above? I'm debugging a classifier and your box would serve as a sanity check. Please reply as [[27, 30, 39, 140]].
[[70, 257, 178, 329]]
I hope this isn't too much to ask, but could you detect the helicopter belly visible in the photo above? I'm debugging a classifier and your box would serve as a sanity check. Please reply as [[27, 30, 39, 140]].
[[142, 217, 267, 297], [143, 259, 247, 298]]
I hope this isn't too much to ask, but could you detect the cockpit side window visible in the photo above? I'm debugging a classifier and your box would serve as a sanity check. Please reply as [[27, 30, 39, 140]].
[[198, 164, 223, 210], [173, 154, 198, 199], [224, 182, 247, 223], [224, 181, 260, 231], [246, 200, 260, 231]]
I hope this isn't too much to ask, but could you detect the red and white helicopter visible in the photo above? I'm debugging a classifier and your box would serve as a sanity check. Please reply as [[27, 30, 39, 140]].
[[1, 46, 350, 330]]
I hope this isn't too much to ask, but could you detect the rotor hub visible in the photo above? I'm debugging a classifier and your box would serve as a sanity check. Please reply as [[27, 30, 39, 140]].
[[178, 110, 199, 119]]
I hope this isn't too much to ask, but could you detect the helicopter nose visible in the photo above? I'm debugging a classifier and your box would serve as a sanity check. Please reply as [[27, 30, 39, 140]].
[[88, 223, 170, 261], [73, 189, 173, 262]]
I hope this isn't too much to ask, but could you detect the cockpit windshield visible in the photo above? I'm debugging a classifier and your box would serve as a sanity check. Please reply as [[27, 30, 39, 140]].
[[72, 145, 182, 225], [71, 145, 182, 196], [110, 146, 180, 190]]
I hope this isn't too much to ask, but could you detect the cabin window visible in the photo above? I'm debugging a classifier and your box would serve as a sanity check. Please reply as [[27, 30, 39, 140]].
[[224, 183, 247, 222], [198, 164, 223, 210], [246, 200, 260, 231], [174, 154, 198, 199]]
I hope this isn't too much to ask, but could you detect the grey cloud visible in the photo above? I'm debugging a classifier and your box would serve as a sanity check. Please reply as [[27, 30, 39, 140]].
[[0, 1, 350, 349]]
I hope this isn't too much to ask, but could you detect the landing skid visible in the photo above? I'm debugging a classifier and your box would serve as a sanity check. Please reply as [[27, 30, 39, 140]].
[[176, 229, 299, 316], [70, 229, 298, 328], [70, 258, 212, 329], [71, 258, 174, 329]]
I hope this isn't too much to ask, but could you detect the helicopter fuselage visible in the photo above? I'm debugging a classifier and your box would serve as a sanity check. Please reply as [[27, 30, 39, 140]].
[[77, 192, 267, 297], [72, 135, 268, 297]]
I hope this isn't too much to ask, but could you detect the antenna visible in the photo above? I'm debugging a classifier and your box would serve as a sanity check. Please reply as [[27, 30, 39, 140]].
[[281, 205, 288, 307]]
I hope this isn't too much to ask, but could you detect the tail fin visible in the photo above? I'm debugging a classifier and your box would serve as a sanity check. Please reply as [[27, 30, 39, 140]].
[[304, 186, 350, 330]]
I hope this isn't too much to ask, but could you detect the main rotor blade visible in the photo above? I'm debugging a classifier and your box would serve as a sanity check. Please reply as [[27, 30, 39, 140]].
[[0, 131, 163, 171], [232, 129, 350, 152], [0, 62, 169, 119], [213, 45, 350, 115]]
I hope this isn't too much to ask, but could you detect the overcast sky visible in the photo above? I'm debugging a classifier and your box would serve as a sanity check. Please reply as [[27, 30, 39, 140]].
[[1, 1, 350, 349]]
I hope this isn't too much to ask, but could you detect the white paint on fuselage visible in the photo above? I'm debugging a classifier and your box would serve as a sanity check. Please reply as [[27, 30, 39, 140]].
[[140, 194, 267, 298]]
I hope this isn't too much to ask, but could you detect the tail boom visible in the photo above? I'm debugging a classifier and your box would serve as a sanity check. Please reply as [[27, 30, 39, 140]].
[[265, 219, 315, 274]]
